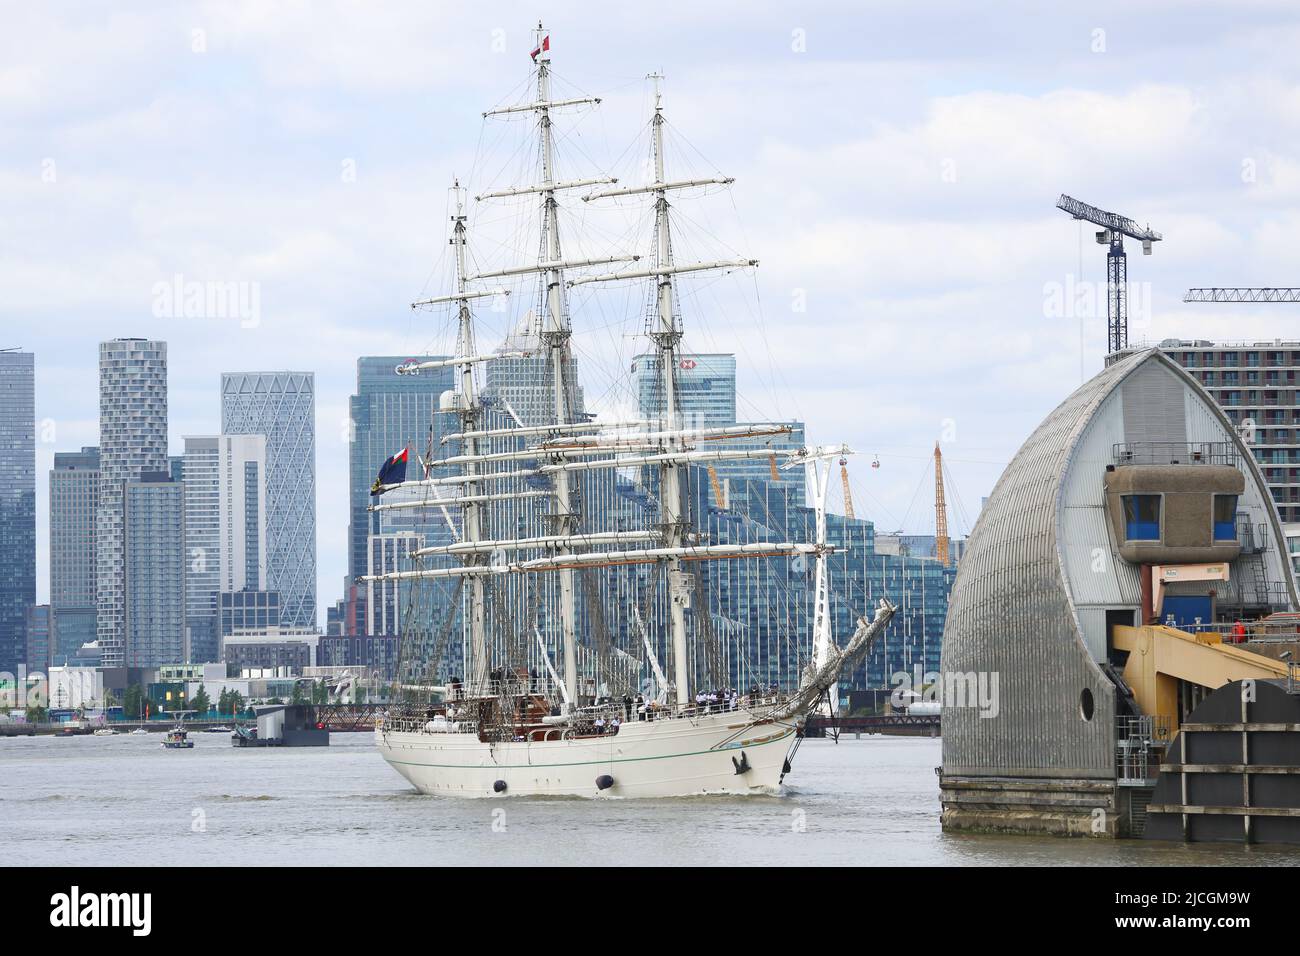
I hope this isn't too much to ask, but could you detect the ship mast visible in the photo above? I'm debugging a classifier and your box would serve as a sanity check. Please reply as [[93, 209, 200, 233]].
[[400, 181, 498, 692], [535, 24, 581, 708], [450, 183, 490, 692], [579, 74, 759, 706], [371, 51, 800, 713], [807, 455, 835, 713], [647, 73, 692, 707]]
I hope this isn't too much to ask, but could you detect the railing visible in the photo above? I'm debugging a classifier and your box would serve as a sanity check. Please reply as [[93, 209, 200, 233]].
[[1112, 441, 1240, 467], [377, 689, 789, 738], [1236, 516, 1267, 554], [1116, 715, 1172, 786], [1243, 581, 1294, 609]]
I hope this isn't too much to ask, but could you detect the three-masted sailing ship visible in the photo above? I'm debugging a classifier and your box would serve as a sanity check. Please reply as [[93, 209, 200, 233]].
[[365, 25, 894, 798]]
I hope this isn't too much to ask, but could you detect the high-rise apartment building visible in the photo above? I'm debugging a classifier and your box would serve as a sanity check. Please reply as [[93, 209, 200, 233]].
[[0, 351, 35, 674], [1160, 339, 1300, 525], [366, 532, 421, 636], [50, 446, 100, 663], [220, 372, 317, 630], [97, 339, 168, 668], [123, 472, 185, 665]]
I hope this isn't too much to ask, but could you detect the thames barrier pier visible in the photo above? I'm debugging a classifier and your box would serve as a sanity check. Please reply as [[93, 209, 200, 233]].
[[939, 347, 1300, 842]]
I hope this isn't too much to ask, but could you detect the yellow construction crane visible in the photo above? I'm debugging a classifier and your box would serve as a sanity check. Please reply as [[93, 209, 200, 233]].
[[934, 442, 950, 567], [839, 457, 855, 520], [706, 464, 727, 509]]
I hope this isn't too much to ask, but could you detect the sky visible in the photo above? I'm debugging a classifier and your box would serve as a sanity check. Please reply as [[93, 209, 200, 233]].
[[6, 1, 1300, 624]]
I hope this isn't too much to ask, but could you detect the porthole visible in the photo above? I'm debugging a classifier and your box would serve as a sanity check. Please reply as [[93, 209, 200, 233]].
[[1080, 687, 1095, 722]]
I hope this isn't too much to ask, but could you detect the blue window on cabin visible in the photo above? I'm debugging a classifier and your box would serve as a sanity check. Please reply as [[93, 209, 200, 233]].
[[1122, 495, 1161, 541], [1213, 494, 1239, 541]]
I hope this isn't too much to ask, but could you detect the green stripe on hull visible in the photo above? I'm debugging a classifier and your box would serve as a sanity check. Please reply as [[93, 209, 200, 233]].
[[380, 728, 796, 770]]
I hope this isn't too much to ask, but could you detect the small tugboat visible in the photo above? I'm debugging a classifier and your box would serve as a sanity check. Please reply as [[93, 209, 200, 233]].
[[161, 725, 194, 749]]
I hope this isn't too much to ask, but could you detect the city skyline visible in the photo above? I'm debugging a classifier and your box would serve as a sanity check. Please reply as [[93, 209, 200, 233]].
[[10, 4, 1300, 629]]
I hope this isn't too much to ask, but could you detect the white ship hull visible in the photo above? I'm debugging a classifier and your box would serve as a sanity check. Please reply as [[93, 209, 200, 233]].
[[376, 709, 800, 798]]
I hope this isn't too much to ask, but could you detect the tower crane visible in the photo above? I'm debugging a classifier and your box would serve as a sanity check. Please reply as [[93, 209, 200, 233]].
[[1184, 288, 1300, 303], [706, 464, 727, 509], [934, 442, 950, 568], [1056, 194, 1162, 355], [839, 457, 855, 520]]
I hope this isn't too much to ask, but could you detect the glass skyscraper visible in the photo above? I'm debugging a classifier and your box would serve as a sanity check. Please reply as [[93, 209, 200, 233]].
[[0, 350, 36, 674], [97, 339, 168, 668], [24, 604, 52, 672], [484, 320, 584, 428], [220, 372, 317, 630], [347, 356, 455, 617], [632, 352, 736, 427], [632, 351, 806, 506], [50, 446, 100, 664]]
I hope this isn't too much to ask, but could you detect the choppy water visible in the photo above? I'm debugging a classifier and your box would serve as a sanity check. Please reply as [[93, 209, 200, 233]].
[[2, 732, 1296, 866]]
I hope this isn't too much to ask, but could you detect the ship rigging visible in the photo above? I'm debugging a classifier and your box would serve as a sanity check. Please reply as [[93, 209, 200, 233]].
[[362, 24, 894, 798]]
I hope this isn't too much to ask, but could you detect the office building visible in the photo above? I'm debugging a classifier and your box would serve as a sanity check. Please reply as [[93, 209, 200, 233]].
[[217, 589, 281, 650], [50, 447, 99, 663], [348, 356, 454, 628], [0, 350, 35, 674], [632, 352, 736, 428], [25, 604, 52, 673], [634, 351, 806, 509], [318, 633, 400, 682], [97, 339, 168, 668], [220, 372, 317, 629], [483, 318, 584, 427], [222, 626, 318, 674]]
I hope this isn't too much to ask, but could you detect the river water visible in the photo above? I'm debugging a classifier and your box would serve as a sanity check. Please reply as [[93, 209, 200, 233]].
[[2, 732, 1295, 866]]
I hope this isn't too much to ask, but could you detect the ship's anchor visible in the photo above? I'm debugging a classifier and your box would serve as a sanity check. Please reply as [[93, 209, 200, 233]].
[[731, 751, 751, 775]]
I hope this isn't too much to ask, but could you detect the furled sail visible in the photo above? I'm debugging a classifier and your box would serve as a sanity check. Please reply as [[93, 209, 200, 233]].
[[771, 599, 897, 721]]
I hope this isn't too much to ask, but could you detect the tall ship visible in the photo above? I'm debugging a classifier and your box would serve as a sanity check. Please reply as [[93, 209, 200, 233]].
[[365, 25, 894, 798]]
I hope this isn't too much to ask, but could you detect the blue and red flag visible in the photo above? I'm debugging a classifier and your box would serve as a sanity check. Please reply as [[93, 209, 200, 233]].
[[371, 446, 409, 496]]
